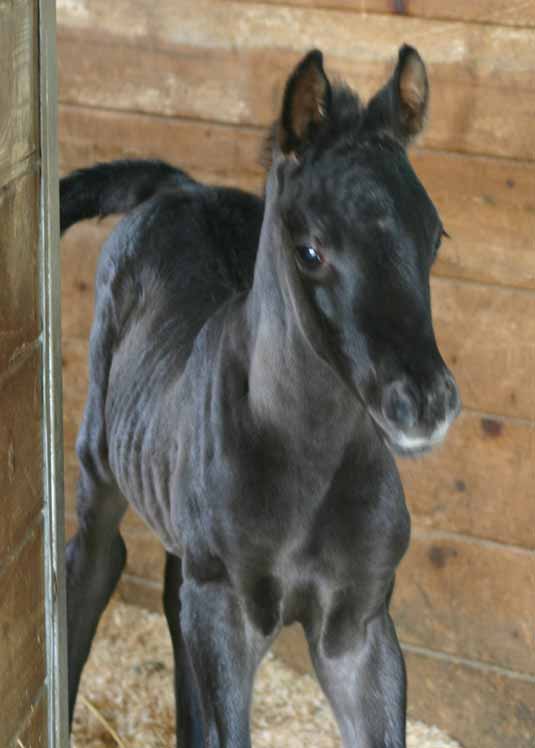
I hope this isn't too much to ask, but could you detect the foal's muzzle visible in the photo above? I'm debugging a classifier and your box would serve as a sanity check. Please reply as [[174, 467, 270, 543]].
[[378, 370, 461, 457]]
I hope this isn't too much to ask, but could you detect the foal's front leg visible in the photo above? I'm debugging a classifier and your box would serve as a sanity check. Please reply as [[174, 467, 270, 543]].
[[180, 574, 275, 748], [308, 611, 407, 748]]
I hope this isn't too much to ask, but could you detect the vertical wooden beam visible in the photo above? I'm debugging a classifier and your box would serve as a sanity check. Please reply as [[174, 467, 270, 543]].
[[39, 1, 68, 745]]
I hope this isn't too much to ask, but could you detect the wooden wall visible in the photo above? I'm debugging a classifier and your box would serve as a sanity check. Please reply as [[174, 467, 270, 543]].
[[0, 0, 48, 745], [57, 2, 535, 747]]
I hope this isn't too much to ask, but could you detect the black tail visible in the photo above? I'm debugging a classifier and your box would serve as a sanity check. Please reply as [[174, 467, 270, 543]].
[[60, 159, 198, 235]]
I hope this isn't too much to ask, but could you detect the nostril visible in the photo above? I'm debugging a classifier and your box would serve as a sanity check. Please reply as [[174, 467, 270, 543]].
[[383, 383, 418, 431]]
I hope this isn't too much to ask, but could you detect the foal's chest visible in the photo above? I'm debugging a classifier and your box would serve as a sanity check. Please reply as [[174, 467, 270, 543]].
[[203, 436, 409, 630]]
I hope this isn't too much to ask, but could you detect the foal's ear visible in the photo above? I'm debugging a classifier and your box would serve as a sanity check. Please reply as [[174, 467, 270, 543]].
[[365, 45, 429, 145], [278, 49, 332, 156]]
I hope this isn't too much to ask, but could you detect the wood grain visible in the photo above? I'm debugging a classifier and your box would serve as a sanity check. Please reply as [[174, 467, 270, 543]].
[[0, 524, 46, 747], [59, 105, 263, 191], [399, 410, 535, 550], [0, 172, 40, 371], [0, 0, 38, 184], [403, 648, 535, 748], [56, 0, 535, 160], [392, 528, 535, 675], [0, 348, 43, 557], [432, 278, 535, 420], [117, 574, 163, 612], [234, 0, 535, 28], [121, 523, 165, 584], [412, 151, 535, 291], [15, 688, 47, 748]]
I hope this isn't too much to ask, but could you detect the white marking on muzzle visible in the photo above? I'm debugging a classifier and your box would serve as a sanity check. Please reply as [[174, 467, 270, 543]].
[[393, 414, 454, 452]]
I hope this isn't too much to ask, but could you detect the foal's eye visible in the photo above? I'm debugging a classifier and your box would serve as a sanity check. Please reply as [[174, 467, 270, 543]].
[[295, 245, 324, 270]]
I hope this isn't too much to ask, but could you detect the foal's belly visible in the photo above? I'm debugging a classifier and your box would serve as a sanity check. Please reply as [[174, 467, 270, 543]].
[[107, 405, 180, 551], [105, 333, 190, 552]]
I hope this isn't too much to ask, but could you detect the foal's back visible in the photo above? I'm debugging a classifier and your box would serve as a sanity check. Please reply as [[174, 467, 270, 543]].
[[107, 184, 263, 367]]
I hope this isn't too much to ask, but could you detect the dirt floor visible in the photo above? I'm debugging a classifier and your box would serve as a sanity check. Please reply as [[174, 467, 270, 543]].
[[72, 599, 461, 748]]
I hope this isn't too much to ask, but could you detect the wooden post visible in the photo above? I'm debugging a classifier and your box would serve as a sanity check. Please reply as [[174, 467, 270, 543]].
[[0, 0, 66, 744], [39, 1, 68, 745]]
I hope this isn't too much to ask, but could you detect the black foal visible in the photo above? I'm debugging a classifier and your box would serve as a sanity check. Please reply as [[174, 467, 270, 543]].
[[62, 46, 460, 747]]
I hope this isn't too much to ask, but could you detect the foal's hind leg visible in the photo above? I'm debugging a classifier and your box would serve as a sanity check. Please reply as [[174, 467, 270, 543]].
[[65, 266, 129, 725], [163, 553, 204, 747], [65, 465, 128, 725]]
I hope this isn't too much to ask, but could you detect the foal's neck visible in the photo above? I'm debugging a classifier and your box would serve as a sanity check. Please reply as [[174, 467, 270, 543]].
[[243, 187, 359, 460]]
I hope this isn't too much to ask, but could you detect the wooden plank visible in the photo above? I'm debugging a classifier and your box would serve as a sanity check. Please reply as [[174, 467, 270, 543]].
[[404, 648, 535, 748], [59, 105, 535, 291], [56, 0, 535, 160], [0, 172, 40, 371], [59, 105, 264, 190], [14, 688, 47, 748], [121, 525, 165, 583], [412, 151, 535, 291], [399, 410, 535, 550], [0, 524, 46, 747], [117, 575, 163, 612], [392, 529, 535, 675], [0, 348, 43, 557], [432, 278, 535, 420], [274, 625, 535, 748], [0, 0, 38, 184], [235, 0, 535, 29]]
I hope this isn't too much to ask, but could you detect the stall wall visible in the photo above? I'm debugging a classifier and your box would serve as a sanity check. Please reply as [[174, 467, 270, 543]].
[[57, 2, 535, 747], [0, 0, 48, 745]]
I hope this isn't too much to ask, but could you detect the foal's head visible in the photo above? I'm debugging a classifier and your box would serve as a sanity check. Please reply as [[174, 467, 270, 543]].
[[264, 47, 460, 457]]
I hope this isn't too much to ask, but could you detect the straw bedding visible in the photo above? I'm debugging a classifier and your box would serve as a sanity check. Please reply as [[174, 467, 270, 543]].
[[72, 599, 461, 748]]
